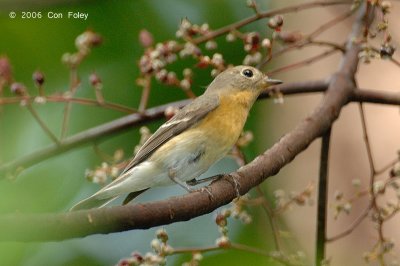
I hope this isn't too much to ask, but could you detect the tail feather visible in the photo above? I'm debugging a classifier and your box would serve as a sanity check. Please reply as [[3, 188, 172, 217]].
[[69, 194, 118, 211]]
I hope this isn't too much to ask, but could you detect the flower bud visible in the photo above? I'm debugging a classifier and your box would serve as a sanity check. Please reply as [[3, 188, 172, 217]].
[[268, 15, 284, 30], [10, 82, 26, 96], [139, 29, 154, 48], [32, 71, 45, 86]]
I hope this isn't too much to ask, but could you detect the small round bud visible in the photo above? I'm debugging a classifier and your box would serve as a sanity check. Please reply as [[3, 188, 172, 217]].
[[268, 15, 284, 30], [226, 32, 236, 42], [373, 180, 385, 195], [183, 68, 193, 78], [151, 239, 161, 252], [381, 1, 392, 13], [139, 29, 154, 48], [200, 23, 209, 32], [215, 236, 230, 248], [75, 30, 102, 53], [276, 31, 303, 43], [215, 213, 227, 227], [164, 105, 179, 120], [246, 0, 255, 8], [10, 82, 26, 96], [32, 71, 45, 86], [334, 190, 343, 201], [205, 40, 217, 50], [261, 38, 271, 48], [0, 56, 13, 85], [156, 228, 169, 243], [197, 55, 211, 68], [343, 202, 352, 214], [89, 73, 102, 87], [380, 44, 395, 59], [180, 79, 191, 90], [193, 252, 203, 261], [352, 178, 361, 187]]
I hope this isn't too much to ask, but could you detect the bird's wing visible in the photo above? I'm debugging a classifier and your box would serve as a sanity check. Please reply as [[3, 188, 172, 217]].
[[121, 93, 220, 174]]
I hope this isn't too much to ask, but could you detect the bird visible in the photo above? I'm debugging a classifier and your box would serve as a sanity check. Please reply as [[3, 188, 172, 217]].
[[70, 65, 282, 210]]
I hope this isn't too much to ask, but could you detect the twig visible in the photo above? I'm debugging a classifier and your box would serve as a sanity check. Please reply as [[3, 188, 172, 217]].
[[138, 74, 151, 112], [326, 203, 372, 242], [193, 0, 352, 44], [266, 49, 338, 75], [359, 103, 376, 176], [256, 186, 282, 251], [376, 157, 399, 175], [307, 9, 355, 40], [316, 128, 331, 266], [60, 68, 80, 139], [26, 104, 60, 145], [0, 96, 136, 113]]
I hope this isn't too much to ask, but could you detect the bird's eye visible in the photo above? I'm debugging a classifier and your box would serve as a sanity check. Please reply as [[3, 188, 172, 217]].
[[242, 69, 253, 78]]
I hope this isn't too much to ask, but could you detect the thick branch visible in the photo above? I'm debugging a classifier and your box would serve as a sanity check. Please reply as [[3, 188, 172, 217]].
[[0, 4, 369, 242]]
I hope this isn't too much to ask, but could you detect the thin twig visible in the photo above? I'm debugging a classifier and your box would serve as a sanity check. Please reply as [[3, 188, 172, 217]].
[[138, 75, 151, 112], [61, 68, 80, 139], [326, 203, 372, 242], [193, 0, 352, 44], [256, 186, 282, 251], [0, 96, 136, 113], [26, 104, 61, 145], [266, 49, 338, 75], [376, 157, 399, 175], [307, 9, 355, 40], [316, 128, 331, 266]]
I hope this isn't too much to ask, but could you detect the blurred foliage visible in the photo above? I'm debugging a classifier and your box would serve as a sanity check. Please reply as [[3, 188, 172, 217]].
[[0, 0, 288, 265]]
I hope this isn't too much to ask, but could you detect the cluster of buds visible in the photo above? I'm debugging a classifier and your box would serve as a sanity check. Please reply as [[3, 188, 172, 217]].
[[242, 32, 267, 66], [268, 15, 284, 31], [85, 149, 124, 185], [368, 1, 396, 59], [332, 190, 352, 219], [75, 30, 102, 55], [358, 44, 380, 64], [273, 182, 314, 211], [363, 239, 396, 264], [139, 40, 179, 75], [176, 18, 211, 40], [215, 209, 231, 248], [85, 162, 120, 185], [231, 196, 253, 224], [182, 252, 203, 266], [118, 229, 173, 266], [196, 53, 226, 77], [62, 30, 102, 68]]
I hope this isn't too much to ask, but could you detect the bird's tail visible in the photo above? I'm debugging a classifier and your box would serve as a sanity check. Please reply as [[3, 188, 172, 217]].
[[69, 194, 118, 211]]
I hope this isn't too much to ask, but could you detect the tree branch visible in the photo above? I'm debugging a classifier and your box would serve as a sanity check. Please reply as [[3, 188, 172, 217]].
[[0, 3, 370, 242]]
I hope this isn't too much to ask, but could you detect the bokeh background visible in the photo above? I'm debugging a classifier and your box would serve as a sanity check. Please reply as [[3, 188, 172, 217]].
[[0, 0, 399, 265]]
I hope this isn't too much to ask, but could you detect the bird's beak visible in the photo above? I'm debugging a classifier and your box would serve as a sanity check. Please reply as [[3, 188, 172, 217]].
[[265, 77, 283, 86]]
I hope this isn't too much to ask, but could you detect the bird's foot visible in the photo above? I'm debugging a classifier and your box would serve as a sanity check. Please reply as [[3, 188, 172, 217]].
[[225, 173, 242, 198]]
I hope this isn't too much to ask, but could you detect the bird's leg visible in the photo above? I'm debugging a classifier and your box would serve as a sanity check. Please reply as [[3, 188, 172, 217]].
[[168, 168, 195, 192], [186, 174, 223, 186]]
